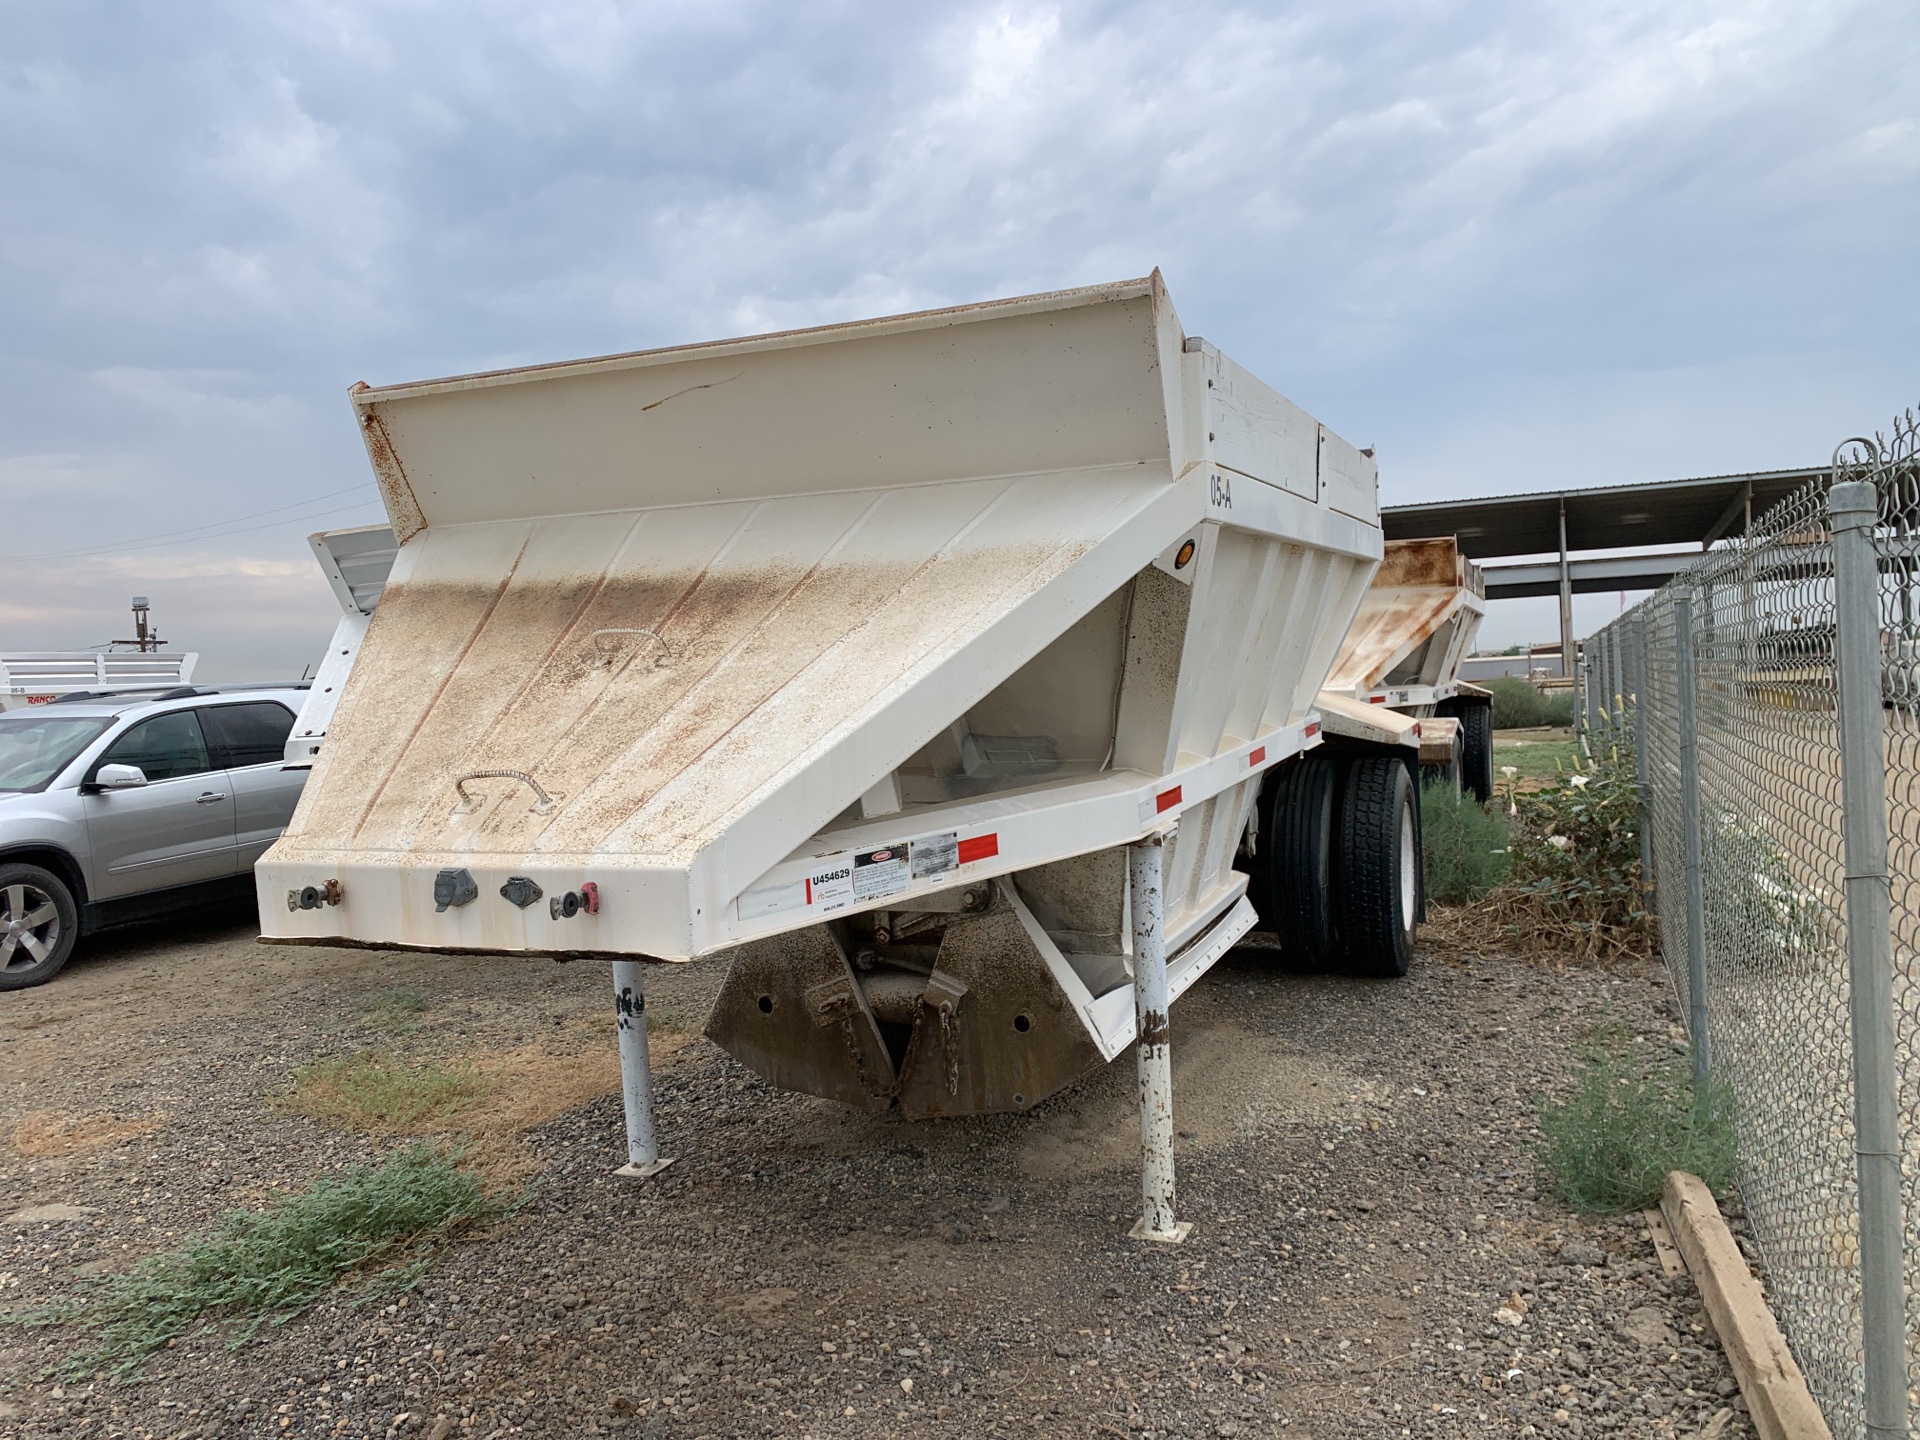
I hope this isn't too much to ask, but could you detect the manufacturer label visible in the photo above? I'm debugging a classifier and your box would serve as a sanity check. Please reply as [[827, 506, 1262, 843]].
[[853, 843, 911, 902]]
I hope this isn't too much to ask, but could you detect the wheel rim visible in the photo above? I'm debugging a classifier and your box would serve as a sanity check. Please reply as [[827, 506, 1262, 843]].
[[0, 882, 61, 973], [1397, 800, 1417, 923]]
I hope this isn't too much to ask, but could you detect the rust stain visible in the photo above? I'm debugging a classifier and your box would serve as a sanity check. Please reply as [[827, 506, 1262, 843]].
[[1137, 1009, 1171, 1048], [354, 394, 427, 545], [1372, 537, 1460, 589], [1325, 536, 1479, 692]]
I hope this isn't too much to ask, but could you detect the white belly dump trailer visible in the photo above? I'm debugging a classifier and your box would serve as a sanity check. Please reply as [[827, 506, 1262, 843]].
[[1321, 537, 1494, 801], [260, 275, 1424, 1237]]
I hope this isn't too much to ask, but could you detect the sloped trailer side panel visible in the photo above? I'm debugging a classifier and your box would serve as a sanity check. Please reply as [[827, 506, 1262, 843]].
[[1323, 536, 1486, 710], [262, 278, 1381, 968]]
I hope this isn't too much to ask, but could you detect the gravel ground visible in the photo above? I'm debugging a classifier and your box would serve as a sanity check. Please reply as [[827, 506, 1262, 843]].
[[2, 902, 1763, 1439]]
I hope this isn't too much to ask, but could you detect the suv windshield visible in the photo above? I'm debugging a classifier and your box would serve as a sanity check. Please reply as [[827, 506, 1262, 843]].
[[0, 713, 113, 792]]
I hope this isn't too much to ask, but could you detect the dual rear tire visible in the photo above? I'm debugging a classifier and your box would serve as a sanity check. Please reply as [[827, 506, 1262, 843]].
[[1242, 750, 1419, 978], [1437, 697, 1495, 803]]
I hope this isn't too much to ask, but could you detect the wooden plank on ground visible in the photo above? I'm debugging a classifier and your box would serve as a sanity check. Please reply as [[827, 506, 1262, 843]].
[[1661, 1170, 1833, 1440], [1643, 1205, 1686, 1277]]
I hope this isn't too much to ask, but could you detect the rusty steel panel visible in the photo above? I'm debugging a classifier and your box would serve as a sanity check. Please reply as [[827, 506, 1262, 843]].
[[704, 927, 894, 1112], [1324, 538, 1484, 695], [894, 901, 1104, 1119], [1418, 716, 1462, 766]]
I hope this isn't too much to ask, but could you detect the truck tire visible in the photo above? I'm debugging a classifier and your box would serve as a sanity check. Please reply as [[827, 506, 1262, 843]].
[[1334, 756, 1418, 978], [1460, 700, 1494, 803], [0, 864, 79, 991], [1245, 750, 1341, 965]]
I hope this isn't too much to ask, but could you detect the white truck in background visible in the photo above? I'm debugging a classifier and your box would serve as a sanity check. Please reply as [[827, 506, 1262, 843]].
[[263, 275, 1428, 1237]]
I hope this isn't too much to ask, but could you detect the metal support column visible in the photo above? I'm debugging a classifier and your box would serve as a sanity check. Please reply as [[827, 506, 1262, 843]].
[[612, 959, 675, 1179], [1673, 586, 1710, 1087], [1829, 479, 1911, 1439], [1558, 497, 1574, 686], [1128, 832, 1189, 1244]]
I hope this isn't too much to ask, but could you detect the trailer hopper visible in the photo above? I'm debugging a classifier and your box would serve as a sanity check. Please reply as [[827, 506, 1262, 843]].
[[260, 275, 1421, 1228], [1321, 536, 1494, 799]]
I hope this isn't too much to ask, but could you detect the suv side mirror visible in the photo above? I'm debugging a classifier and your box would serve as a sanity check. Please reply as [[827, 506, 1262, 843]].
[[94, 763, 150, 790]]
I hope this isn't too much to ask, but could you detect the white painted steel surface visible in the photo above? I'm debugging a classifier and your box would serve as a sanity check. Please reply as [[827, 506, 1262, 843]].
[[282, 526, 398, 767], [259, 275, 1384, 964]]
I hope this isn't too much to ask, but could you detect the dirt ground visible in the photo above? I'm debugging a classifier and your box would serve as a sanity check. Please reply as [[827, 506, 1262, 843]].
[[2, 903, 1759, 1440]]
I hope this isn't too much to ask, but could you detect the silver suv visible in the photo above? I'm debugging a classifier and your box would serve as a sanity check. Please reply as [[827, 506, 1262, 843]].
[[0, 686, 309, 989]]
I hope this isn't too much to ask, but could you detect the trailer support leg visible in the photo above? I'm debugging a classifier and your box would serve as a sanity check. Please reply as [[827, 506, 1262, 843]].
[[612, 959, 675, 1180], [1128, 833, 1190, 1244]]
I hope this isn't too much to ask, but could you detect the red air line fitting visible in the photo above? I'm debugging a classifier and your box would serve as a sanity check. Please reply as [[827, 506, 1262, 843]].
[[288, 879, 345, 912], [549, 882, 602, 920]]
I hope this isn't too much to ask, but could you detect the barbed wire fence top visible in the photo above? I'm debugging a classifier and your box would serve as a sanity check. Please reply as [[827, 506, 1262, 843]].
[[1587, 407, 1920, 1439]]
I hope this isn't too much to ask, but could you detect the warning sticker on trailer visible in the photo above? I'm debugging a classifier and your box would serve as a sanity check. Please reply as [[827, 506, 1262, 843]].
[[909, 832, 959, 880], [853, 843, 911, 902], [805, 853, 856, 912]]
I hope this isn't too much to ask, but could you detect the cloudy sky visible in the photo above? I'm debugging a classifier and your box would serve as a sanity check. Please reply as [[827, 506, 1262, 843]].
[[4, 0, 1916, 677]]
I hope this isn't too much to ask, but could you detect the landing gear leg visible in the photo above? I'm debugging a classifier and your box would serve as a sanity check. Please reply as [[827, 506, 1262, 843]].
[[1128, 832, 1191, 1244], [612, 959, 675, 1179]]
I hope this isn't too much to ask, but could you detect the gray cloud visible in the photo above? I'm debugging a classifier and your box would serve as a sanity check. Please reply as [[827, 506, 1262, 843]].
[[3, 0, 1915, 671]]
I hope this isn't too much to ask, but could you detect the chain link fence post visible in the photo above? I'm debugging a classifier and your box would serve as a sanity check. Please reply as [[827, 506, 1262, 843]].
[[1673, 584, 1711, 1086], [1829, 478, 1912, 1439], [1633, 612, 1652, 887]]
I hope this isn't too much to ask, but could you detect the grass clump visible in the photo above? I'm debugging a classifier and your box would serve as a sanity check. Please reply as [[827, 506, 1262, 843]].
[[1492, 736, 1580, 785], [2, 1144, 497, 1377], [1420, 783, 1512, 904], [353, 983, 430, 1033], [289, 1051, 482, 1132], [1486, 676, 1574, 730], [1536, 1029, 1736, 1213]]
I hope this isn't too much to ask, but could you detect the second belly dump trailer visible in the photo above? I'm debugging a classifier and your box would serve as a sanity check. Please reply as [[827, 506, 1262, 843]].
[[262, 275, 1424, 1237], [1321, 537, 1494, 801]]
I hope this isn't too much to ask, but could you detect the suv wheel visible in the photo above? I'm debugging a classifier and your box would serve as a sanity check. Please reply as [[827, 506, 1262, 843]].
[[0, 864, 79, 991]]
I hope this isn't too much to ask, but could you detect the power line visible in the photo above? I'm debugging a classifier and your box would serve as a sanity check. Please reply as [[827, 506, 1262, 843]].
[[16, 498, 389, 563], [32, 483, 379, 560]]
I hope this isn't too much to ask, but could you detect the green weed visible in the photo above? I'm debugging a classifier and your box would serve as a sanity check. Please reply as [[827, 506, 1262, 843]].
[[288, 1052, 481, 1132], [1536, 1029, 1736, 1213], [1420, 784, 1513, 904], [1495, 738, 1650, 959], [1486, 676, 1575, 730], [2, 1144, 498, 1377], [353, 984, 430, 1033], [1492, 736, 1580, 784]]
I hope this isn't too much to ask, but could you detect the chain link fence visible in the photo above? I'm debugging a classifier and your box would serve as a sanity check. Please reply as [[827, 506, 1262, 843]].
[[1582, 408, 1920, 1438]]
